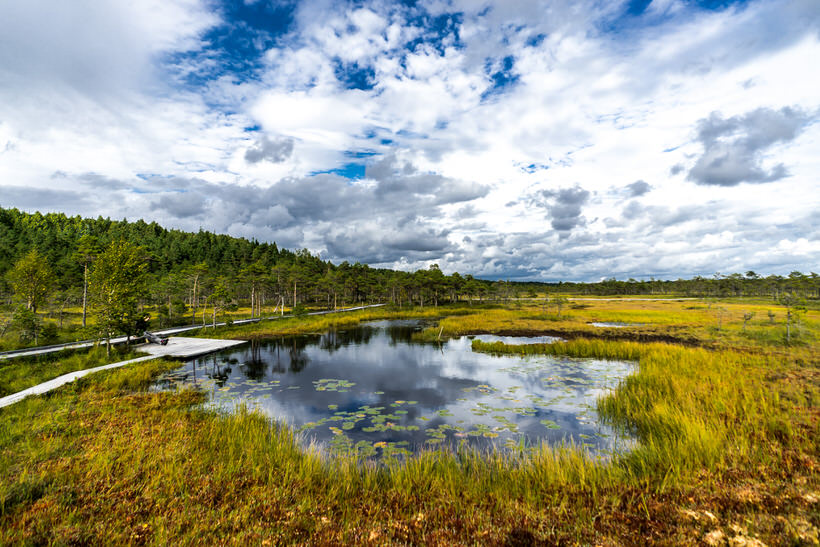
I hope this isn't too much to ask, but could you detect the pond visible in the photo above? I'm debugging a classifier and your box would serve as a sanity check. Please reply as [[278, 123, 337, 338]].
[[153, 320, 635, 460]]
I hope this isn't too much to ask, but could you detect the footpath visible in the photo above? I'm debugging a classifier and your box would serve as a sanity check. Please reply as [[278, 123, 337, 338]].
[[0, 304, 385, 409]]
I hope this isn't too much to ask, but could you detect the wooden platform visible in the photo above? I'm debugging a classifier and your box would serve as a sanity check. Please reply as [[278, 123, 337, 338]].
[[0, 337, 247, 409], [135, 337, 246, 359]]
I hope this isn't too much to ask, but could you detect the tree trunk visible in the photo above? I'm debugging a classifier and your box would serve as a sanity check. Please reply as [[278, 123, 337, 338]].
[[59, 298, 67, 328], [786, 309, 791, 343], [82, 263, 88, 328], [192, 276, 198, 325]]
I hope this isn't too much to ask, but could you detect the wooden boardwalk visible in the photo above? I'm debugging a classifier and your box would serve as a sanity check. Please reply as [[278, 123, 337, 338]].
[[0, 337, 246, 409], [136, 337, 246, 359], [0, 304, 385, 362]]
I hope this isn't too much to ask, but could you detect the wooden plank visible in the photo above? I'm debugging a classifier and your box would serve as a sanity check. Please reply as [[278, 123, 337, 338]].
[[0, 337, 246, 409]]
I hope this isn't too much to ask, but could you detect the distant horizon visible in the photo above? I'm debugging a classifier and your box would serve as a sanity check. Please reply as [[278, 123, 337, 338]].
[[0, 0, 817, 281], [2, 204, 813, 284]]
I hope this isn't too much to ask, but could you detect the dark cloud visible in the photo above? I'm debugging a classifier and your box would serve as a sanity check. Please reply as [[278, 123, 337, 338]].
[[150, 191, 207, 218], [98, 153, 485, 267], [244, 136, 294, 164], [0, 185, 91, 210], [324, 223, 452, 265], [368, 153, 488, 205], [686, 106, 814, 186], [625, 180, 651, 197], [365, 153, 414, 181], [68, 172, 133, 190], [138, 159, 481, 234], [383, 227, 451, 252], [536, 184, 591, 232], [670, 163, 684, 176]]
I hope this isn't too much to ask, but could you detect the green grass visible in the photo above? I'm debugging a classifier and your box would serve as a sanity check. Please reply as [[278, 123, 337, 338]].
[[0, 301, 817, 544], [197, 304, 472, 340], [0, 346, 147, 397]]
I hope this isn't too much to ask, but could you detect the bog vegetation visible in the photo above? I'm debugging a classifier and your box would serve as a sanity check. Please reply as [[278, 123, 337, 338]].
[[0, 208, 818, 544], [0, 299, 817, 544]]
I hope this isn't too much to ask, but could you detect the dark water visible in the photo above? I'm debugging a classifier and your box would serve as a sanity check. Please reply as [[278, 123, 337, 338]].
[[153, 320, 635, 459]]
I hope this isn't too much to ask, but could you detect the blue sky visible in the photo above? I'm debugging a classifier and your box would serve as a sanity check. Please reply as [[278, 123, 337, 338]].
[[0, 0, 818, 280]]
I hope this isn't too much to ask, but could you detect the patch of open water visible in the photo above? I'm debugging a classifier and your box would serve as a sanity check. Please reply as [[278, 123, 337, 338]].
[[153, 320, 636, 460]]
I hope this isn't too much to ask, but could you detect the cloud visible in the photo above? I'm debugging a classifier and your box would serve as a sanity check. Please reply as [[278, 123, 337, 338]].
[[383, 226, 451, 252], [150, 191, 207, 218], [625, 180, 651, 197], [1, 0, 820, 280], [0, 185, 91, 210], [244, 136, 294, 163], [537, 185, 591, 232], [686, 106, 814, 186], [366, 153, 489, 205]]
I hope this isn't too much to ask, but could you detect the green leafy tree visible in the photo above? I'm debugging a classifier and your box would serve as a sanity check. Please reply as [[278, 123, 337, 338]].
[[207, 278, 231, 328], [7, 249, 54, 314], [10, 306, 40, 344], [241, 261, 268, 318], [426, 264, 446, 307], [463, 275, 482, 305], [89, 241, 149, 355], [319, 268, 342, 310]]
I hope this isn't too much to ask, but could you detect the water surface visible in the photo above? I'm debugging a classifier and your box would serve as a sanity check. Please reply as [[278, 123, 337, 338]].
[[154, 321, 634, 459]]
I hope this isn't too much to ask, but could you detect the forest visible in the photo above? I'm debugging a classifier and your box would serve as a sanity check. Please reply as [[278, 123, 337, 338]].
[[0, 205, 817, 349]]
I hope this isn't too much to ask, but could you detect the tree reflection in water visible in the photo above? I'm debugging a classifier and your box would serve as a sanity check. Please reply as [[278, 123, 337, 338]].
[[206, 353, 232, 386], [243, 340, 268, 381]]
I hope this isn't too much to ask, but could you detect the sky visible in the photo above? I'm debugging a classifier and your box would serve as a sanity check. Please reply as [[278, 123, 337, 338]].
[[0, 0, 818, 281]]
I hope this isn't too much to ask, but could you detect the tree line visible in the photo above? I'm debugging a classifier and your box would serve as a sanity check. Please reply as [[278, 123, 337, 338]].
[[531, 272, 820, 299], [0, 206, 817, 349], [0, 207, 494, 349]]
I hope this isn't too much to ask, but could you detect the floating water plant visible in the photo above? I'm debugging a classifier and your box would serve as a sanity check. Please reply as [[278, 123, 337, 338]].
[[152, 320, 635, 459]]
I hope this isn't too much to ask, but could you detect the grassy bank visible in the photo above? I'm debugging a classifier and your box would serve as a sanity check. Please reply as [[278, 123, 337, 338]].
[[195, 304, 477, 340], [413, 298, 818, 352], [0, 346, 147, 397], [0, 301, 818, 544]]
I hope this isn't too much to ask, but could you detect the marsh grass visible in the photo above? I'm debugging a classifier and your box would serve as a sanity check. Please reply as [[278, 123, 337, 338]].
[[0, 346, 147, 397], [199, 305, 473, 340], [472, 339, 799, 480], [0, 301, 818, 544]]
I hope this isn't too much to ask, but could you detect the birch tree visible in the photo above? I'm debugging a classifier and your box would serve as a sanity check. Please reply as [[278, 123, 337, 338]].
[[89, 241, 148, 355], [7, 249, 53, 314]]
